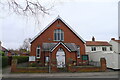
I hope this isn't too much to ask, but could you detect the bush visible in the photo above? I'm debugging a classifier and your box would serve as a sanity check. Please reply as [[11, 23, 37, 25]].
[[2, 56, 8, 68], [12, 56, 29, 64], [29, 63, 37, 67]]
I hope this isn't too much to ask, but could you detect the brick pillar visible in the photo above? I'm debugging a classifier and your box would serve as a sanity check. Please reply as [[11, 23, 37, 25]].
[[11, 59, 17, 72], [51, 60, 57, 72], [100, 58, 107, 71]]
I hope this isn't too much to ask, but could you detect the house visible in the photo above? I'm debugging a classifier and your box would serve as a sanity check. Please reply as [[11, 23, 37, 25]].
[[86, 37, 112, 54], [109, 38, 120, 54], [86, 37, 120, 70], [30, 16, 87, 68]]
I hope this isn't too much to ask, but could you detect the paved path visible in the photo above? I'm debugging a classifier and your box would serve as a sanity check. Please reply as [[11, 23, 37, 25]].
[[2, 71, 119, 78]]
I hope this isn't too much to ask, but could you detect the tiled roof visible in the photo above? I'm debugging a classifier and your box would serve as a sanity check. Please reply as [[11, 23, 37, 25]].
[[113, 40, 120, 43], [86, 41, 111, 46]]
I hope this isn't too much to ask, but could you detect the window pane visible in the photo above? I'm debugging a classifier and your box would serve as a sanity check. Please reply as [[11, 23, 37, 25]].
[[36, 46, 40, 57], [110, 47, 112, 51], [58, 33, 60, 40], [37, 49, 40, 57], [94, 47, 96, 51], [54, 29, 64, 41], [54, 33, 57, 40], [61, 33, 63, 40]]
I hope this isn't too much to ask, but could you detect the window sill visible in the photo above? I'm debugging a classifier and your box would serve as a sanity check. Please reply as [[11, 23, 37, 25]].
[[53, 40, 64, 41]]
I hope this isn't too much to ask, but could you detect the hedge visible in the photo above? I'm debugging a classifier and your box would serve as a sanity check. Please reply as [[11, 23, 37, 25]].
[[12, 56, 29, 64], [0, 51, 5, 56], [2, 56, 8, 68]]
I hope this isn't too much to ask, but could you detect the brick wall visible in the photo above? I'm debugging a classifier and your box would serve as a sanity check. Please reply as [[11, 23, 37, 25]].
[[11, 58, 106, 73], [67, 58, 107, 72], [11, 59, 48, 73]]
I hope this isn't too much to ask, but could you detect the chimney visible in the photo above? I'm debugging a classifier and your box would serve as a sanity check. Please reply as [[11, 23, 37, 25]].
[[92, 36, 95, 41], [111, 38, 115, 40]]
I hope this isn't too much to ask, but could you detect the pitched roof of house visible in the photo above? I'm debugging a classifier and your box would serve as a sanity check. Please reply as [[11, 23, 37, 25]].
[[112, 40, 120, 43], [31, 16, 85, 43], [42, 42, 79, 52], [86, 41, 112, 46]]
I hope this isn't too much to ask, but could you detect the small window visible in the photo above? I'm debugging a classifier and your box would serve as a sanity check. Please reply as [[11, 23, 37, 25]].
[[110, 47, 112, 51], [77, 46, 80, 58], [91, 47, 96, 51], [102, 47, 106, 51], [36, 46, 40, 58]]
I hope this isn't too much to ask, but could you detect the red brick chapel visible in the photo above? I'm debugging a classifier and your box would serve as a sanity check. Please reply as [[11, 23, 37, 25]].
[[30, 16, 88, 68]]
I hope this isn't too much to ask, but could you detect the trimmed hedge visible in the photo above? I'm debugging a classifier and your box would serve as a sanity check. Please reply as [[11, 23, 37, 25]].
[[12, 56, 29, 64], [2, 56, 8, 68]]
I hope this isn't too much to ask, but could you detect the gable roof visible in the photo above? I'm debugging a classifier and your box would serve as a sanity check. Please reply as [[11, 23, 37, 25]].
[[51, 42, 71, 52], [31, 16, 85, 43], [42, 42, 78, 52], [86, 41, 112, 46]]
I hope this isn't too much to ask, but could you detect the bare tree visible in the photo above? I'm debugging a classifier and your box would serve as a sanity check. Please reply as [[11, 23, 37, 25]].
[[0, 0, 55, 25], [21, 38, 31, 51]]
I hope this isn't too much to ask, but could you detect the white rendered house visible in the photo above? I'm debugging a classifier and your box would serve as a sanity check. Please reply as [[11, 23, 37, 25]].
[[86, 37, 112, 54], [109, 38, 120, 54], [86, 37, 120, 70]]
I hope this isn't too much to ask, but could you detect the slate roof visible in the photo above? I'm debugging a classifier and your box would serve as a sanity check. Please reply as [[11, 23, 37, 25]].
[[42, 42, 78, 52], [86, 41, 111, 46]]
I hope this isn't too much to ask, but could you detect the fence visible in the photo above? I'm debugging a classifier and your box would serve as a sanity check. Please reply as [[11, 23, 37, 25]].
[[89, 61, 101, 67]]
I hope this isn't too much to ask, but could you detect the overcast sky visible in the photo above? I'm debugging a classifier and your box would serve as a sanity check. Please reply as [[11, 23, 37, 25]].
[[0, 0, 119, 49]]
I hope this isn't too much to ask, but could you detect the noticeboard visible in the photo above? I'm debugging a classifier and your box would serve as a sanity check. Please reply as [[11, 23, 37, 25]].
[[29, 56, 35, 61]]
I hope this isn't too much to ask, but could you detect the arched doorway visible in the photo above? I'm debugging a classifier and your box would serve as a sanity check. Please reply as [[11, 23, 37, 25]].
[[56, 48, 65, 68]]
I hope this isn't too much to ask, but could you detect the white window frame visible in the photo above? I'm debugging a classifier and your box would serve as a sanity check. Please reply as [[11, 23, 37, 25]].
[[102, 47, 107, 51], [77, 47, 80, 58], [36, 46, 40, 58], [54, 29, 64, 41], [91, 46, 96, 51]]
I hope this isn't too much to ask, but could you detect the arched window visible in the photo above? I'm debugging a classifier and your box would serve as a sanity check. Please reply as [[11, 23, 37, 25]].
[[36, 46, 40, 58], [54, 29, 64, 41]]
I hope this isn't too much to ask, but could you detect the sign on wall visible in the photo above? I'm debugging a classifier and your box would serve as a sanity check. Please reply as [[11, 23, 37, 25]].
[[29, 56, 35, 61]]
